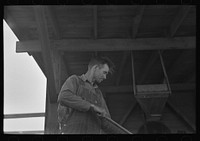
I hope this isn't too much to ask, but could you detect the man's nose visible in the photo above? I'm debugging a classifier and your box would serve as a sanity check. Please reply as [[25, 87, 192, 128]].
[[103, 75, 107, 79]]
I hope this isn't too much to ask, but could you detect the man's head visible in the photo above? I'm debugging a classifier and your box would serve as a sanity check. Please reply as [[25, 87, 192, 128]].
[[88, 56, 114, 83]]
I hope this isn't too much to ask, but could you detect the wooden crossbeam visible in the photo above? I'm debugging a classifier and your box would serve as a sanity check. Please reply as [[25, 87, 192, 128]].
[[168, 6, 191, 37], [16, 36, 195, 53], [34, 6, 57, 103], [115, 51, 129, 85], [46, 6, 61, 39], [44, 82, 59, 134], [4, 113, 45, 119], [166, 101, 195, 132], [132, 6, 145, 38]]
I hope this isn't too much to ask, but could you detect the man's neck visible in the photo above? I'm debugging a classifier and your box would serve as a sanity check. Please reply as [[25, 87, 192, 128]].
[[85, 71, 94, 85]]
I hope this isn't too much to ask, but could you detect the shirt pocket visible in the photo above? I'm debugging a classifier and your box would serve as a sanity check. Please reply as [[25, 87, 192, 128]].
[[91, 92, 102, 107], [77, 85, 93, 103]]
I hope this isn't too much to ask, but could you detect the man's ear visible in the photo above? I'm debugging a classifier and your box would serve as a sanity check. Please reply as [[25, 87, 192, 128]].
[[91, 65, 98, 71]]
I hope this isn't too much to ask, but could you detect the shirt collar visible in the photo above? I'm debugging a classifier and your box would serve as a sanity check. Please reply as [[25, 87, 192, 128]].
[[80, 74, 98, 88]]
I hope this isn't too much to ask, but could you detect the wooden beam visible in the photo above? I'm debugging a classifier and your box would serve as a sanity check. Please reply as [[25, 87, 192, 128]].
[[4, 113, 45, 119], [34, 6, 57, 102], [119, 103, 137, 125], [132, 6, 145, 38], [168, 6, 191, 37], [93, 6, 98, 39], [16, 36, 196, 53], [101, 83, 195, 93], [44, 82, 59, 134], [166, 101, 195, 132], [46, 6, 61, 39], [115, 51, 129, 85]]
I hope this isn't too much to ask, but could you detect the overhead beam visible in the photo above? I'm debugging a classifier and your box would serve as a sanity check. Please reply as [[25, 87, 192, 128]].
[[46, 6, 61, 39], [34, 6, 57, 102], [16, 36, 195, 53], [115, 51, 129, 85], [166, 101, 195, 132], [101, 83, 195, 93], [168, 6, 191, 37], [132, 6, 145, 38]]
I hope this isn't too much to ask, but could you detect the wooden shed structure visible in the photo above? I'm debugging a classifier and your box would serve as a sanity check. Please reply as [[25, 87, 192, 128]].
[[4, 5, 196, 134]]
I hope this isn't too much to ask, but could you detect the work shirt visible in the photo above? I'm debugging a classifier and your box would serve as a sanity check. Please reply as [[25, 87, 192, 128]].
[[57, 74, 111, 134]]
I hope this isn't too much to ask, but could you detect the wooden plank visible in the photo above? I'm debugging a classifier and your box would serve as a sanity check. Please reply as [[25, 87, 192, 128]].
[[166, 101, 195, 132], [34, 6, 57, 103], [44, 82, 59, 134], [132, 6, 145, 38], [119, 103, 137, 125], [168, 6, 191, 37], [4, 113, 45, 119], [115, 51, 129, 85], [46, 6, 61, 39], [101, 83, 195, 93], [16, 36, 196, 53]]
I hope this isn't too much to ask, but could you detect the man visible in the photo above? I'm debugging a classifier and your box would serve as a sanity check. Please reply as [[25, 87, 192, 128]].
[[57, 56, 115, 134]]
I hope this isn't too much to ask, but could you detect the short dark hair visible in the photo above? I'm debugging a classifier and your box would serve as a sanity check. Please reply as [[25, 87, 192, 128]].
[[88, 56, 115, 74]]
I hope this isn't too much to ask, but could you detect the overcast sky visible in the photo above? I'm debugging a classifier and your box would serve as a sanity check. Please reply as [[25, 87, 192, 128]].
[[3, 20, 46, 132]]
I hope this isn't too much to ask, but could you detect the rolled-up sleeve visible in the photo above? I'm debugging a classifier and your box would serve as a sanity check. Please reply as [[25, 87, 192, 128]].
[[57, 75, 91, 112]]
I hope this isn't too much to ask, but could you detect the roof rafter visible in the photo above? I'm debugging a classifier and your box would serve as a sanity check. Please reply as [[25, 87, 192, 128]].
[[168, 6, 191, 37], [45, 6, 61, 39], [132, 6, 145, 38]]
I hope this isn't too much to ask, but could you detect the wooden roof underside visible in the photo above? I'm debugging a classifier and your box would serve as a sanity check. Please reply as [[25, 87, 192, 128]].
[[4, 5, 196, 133]]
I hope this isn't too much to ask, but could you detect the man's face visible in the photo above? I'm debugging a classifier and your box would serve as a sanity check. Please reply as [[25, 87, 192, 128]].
[[94, 64, 109, 83]]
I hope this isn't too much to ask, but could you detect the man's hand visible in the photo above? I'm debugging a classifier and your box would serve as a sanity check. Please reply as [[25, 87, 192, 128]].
[[90, 104, 107, 117]]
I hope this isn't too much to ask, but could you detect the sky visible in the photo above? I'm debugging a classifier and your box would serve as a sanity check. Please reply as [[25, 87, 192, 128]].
[[3, 20, 46, 133]]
